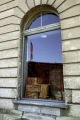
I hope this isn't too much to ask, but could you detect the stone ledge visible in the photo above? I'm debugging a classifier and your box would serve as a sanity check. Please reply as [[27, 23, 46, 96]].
[[14, 99, 68, 108], [14, 99, 68, 117]]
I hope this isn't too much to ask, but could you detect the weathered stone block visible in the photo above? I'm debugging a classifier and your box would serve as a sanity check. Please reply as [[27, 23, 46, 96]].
[[72, 90, 80, 103], [58, 0, 80, 13], [61, 16, 80, 29], [0, 40, 18, 50], [3, 114, 21, 120], [0, 9, 14, 20], [63, 51, 80, 63], [27, 0, 35, 9], [64, 105, 80, 117], [65, 90, 72, 103], [18, 105, 41, 114], [0, 88, 17, 98], [0, 114, 3, 120], [62, 27, 80, 40], [64, 77, 80, 89], [35, 0, 41, 6], [48, 0, 55, 5], [56, 116, 80, 120], [14, 7, 25, 19], [62, 39, 80, 51], [0, 99, 14, 109], [41, 0, 47, 4], [53, 0, 65, 8], [40, 106, 61, 116], [18, 104, 61, 116], [22, 113, 55, 120], [4, 109, 22, 116], [60, 5, 80, 19], [0, 58, 18, 68], [0, 68, 17, 77], [0, 0, 13, 5], [0, 49, 18, 59], [0, 1, 16, 12], [0, 78, 17, 88], [63, 63, 80, 75], [0, 16, 21, 27], [16, 0, 29, 13], [0, 31, 20, 42], [0, 25, 20, 35]]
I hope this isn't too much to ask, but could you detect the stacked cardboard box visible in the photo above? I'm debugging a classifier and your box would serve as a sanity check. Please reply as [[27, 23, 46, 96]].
[[25, 84, 41, 98], [39, 84, 49, 99], [25, 77, 49, 99], [27, 77, 43, 85], [26, 85, 41, 93], [26, 92, 38, 98], [25, 77, 42, 98]]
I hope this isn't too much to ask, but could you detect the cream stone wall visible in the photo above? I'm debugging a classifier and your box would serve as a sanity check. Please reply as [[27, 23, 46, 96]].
[[0, 0, 80, 119]]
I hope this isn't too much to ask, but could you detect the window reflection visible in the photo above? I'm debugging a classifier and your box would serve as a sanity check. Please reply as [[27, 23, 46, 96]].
[[29, 13, 60, 29], [27, 29, 62, 63]]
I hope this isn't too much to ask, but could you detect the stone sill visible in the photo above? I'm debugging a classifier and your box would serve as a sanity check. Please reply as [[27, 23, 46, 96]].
[[14, 99, 68, 109]]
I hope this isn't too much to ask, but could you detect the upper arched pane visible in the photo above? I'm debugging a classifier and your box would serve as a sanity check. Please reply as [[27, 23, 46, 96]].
[[28, 12, 60, 29]]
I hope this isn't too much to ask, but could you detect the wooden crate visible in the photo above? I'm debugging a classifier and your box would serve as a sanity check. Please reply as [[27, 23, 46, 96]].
[[26, 85, 41, 93], [27, 77, 37, 85], [37, 78, 43, 84], [39, 84, 49, 98], [25, 92, 38, 98], [27, 77, 43, 85]]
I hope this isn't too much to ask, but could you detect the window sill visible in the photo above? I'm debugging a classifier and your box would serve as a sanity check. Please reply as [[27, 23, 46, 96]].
[[14, 98, 68, 109]]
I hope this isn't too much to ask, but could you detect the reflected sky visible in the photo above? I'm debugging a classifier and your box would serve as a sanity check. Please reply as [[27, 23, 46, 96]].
[[29, 13, 60, 29], [27, 29, 62, 63], [26, 13, 62, 63]]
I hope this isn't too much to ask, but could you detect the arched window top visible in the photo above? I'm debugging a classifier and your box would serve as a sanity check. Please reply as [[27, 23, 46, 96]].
[[28, 12, 60, 29]]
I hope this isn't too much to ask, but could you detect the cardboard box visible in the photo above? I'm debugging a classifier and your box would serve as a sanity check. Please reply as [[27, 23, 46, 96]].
[[26, 85, 41, 93], [25, 92, 38, 98], [39, 84, 49, 98], [27, 77, 43, 85], [37, 78, 43, 84], [27, 77, 37, 85]]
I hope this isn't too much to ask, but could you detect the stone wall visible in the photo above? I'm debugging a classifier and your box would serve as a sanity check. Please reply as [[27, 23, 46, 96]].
[[0, 0, 19, 109], [0, 0, 80, 119]]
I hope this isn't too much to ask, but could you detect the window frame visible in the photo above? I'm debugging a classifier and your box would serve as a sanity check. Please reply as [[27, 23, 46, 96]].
[[21, 21, 61, 99]]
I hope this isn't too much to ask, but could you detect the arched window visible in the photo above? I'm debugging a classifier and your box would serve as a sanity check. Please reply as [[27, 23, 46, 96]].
[[22, 9, 64, 100]]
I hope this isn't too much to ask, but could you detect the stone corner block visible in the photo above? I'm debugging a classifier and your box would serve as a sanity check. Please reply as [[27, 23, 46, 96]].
[[65, 90, 72, 103], [72, 90, 80, 103]]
